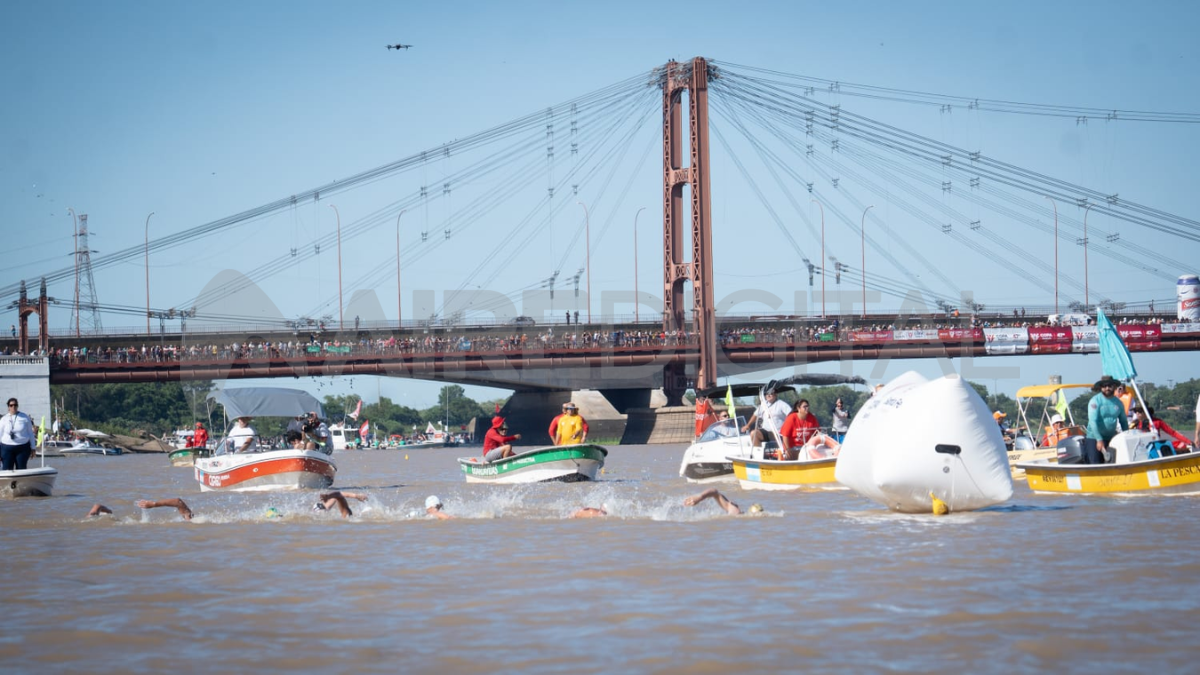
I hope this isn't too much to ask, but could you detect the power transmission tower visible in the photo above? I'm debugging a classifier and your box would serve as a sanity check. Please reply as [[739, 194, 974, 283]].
[[71, 213, 103, 335]]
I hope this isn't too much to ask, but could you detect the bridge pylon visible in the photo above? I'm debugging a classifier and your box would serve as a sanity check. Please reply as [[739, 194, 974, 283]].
[[661, 57, 717, 404], [17, 279, 50, 355]]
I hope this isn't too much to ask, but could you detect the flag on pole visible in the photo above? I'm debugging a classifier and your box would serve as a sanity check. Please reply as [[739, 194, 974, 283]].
[[37, 415, 46, 448], [359, 420, 369, 438], [347, 399, 363, 421], [1053, 389, 1070, 419], [724, 384, 735, 418], [1097, 308, 1137, 381]]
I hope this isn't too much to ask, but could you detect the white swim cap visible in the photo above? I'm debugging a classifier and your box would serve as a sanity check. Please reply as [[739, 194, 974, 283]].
[[425, 495, 442, 509]]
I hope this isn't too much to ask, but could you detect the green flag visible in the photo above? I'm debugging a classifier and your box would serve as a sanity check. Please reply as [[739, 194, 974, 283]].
[[725, 384, 735, 418], [1053, 390, 1069, 419], [37, 415, 46, 448]]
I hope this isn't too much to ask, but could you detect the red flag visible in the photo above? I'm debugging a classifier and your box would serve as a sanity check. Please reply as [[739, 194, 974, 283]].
[[348, 399, 363, 421], [359, 420, 369, 438], [495, 402, 501, 413]]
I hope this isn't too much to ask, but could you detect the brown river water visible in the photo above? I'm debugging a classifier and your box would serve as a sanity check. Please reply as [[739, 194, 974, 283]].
[[1, 445, 1197, 674]]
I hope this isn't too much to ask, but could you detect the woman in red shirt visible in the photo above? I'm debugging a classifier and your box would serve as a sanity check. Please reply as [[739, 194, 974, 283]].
[[779, 399, 820, 459]]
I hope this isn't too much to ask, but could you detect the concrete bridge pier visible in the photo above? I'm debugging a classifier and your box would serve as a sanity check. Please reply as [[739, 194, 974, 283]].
[[499, 390, 629, 445]]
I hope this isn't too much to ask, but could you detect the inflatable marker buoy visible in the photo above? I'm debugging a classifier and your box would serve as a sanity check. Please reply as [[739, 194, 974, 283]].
[[835, 372, 1012, 513], [930, 492, 949, 516]]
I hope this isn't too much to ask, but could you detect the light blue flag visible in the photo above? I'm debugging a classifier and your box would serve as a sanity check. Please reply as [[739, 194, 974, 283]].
[[1097, 308, 1137, 381]]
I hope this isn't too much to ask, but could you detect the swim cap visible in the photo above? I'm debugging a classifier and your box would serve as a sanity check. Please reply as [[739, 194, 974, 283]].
[[264, 507, 282, 519], [425, 495, 442, 509], [748, 504, 764, 514]]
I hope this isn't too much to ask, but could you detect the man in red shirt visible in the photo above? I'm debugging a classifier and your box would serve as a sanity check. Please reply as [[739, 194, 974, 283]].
[[484, 416, 521, 462]]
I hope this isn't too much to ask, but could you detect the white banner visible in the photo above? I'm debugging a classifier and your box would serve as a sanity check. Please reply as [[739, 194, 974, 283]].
[[1071, 326, 1099, 353], [983, 327, 1028, 355], [1162, 323, 1200, 334], [892, 329, 941, 341]]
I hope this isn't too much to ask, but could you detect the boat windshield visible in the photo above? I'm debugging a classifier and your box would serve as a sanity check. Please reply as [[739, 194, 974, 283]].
[[698, 417, 746, 443]]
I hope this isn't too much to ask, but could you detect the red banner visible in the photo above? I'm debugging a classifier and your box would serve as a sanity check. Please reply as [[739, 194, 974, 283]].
[[1128, 340, 1161, 352], [1027, 326, 1073, 344], [1029, 342, 1072, 354], [937, 328, 984, 341], [1116, 325, 1161, 342], [849, 330, 893, 342]]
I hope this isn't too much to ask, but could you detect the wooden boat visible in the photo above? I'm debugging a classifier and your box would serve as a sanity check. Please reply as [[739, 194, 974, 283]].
[[458, 444, 607, 484], [1017, 430, 1200, 495], [0, 466, 58, 498], [729, 453, 839, 490]]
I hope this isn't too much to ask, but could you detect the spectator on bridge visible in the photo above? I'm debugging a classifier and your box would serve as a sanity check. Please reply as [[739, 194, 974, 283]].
[[483, 416, 521, 462], [565, 311, 570, 325], [780, 399, 821, 459], [227, 416, 257, 454], [0, 398, 36, 471], [741, 388, 790, 451], [574, 310, 580, 325], [554, 403, 588, 445]]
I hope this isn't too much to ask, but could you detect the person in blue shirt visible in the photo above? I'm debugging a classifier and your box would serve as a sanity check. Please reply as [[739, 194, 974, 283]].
[[1086, 375, 1129, 463]]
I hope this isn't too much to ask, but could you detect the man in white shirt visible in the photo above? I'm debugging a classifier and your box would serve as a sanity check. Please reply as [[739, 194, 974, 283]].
[[302, 412, 331, 454], [0, 398, 36, 470], [741, 389, 791, 448], [227, 416, 257, 453]]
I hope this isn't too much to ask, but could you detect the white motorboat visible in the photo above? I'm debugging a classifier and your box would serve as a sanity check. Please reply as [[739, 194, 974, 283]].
[[39, 438, 121, 456], [193, 387, 337, 492], [679, 374, 865, 483], [0, 466, 58, 497]]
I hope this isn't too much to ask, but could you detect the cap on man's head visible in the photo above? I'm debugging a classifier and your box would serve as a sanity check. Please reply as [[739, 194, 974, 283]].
[[1050, 414, 1065, 425], [993, 411, 1007, 420], [425, 495, 442, 509]]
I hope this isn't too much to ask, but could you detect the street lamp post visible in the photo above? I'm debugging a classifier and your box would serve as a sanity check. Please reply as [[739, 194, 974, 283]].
[[634, 206, 646, 323], [68, 207, 79, 338], [860, 205, 874, 319], [1045, 196, 1058, 315], [329, 204, 343, 330], [812, 199, 826, 317], [145, 212, 154, 333], [1082, 203, 1092, 315], [396, 209, 405, 330], [578, 201, 591, 324]]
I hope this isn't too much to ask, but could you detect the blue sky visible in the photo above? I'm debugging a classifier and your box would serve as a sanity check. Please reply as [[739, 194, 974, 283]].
[[3, 1, 1198, 407]]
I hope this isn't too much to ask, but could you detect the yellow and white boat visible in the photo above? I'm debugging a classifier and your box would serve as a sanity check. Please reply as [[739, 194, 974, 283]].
[[729, 454, 839, 490], [1009, 382, 1090, 478], [1017, 430, 1200, 495]]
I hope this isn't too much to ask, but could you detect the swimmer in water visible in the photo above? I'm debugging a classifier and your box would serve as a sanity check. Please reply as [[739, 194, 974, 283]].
[[424, 495, 454, 520], [570, 506, 608, 518], [312, 491, 369, 518], [135, 498, 194, 521], [683, 488, 763, 516]]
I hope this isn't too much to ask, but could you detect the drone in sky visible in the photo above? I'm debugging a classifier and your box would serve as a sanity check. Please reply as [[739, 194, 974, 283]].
[[386, 44, 412, 50]]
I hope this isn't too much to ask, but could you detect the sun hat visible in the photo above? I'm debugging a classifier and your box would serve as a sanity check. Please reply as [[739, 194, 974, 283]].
[[1050, 414, 1064, 425], [1093, 375, 1120, 391], [425, 495, 442, 509]]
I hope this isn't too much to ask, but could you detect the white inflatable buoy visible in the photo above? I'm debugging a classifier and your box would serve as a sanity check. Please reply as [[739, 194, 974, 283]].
[[835, 371, 1012, 513]]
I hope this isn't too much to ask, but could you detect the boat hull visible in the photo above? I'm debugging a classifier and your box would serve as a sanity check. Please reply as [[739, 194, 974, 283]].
[[730, 455, 839, 490], [679, 436, 750, 483], [1016, 451, 1200, 495], [0, 467, 58, 497], [1008, 447, 1057, 479], [194, 450, 337, 492], [458, 445, 607, 484], [168, 449, 195, 467]]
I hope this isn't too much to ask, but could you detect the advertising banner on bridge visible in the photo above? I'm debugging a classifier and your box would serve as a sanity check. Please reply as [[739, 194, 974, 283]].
[[1162, 322, 1200, 334], [937, 328, 984, 342], [892, 329, 941, 341], [983, 327, 1029, 355], [849, 330, 893, 342], [1027, 326, 1073, 354], [1116, 324, 1162, 342]]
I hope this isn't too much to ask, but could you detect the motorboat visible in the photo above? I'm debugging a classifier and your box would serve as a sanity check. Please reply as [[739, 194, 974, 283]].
[[1009, 382, 1091, 478], [458, 444, 607, 484], [168, 448, 196, 467], [402, 423, 457, 448], [193, 387, 337, 492], [678, 374, 865, 482], [730, 453, 839, 490], [0, 466, 57, 497], [39, 437, 121, 456], [1016, 309, 1200, 495]]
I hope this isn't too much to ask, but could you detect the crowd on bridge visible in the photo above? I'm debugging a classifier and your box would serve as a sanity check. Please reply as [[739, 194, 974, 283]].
[[0, 312, 1175, 366]]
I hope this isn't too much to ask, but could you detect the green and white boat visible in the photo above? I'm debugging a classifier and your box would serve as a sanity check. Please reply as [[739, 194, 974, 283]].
[[458, 444, 608, 484], [168, 448, 196, 466]]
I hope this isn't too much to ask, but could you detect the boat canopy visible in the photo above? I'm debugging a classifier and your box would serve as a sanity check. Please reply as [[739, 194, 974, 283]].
[[696, 374, 865, 400], [208, 387, 325, 419], [1015, 383, 1091, 400]]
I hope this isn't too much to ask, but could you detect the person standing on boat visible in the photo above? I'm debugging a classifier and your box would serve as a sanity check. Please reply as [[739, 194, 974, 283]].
[[483, 416, 520, 461], [829, 398, 851, 443], [0, 398, 36, 471], [741, 388, 790, 449], [302, 411, 331, 453], [547, 402, 570, 443], [554, 403, 587, 445], [227, 416, 257, 453], [779, 399, 821, 460], [694, 394, 717, 440], [192, 422, 208, 451], [1086, 376, 1129, 463]]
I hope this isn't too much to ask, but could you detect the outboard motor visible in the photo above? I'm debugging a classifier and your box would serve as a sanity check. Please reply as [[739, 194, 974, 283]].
[[1056, 435, 1086, 465], [1012, 435, 1035, 452]]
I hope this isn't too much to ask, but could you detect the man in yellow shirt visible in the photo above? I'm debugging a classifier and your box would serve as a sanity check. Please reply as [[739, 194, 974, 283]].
[[554, 403, 587, 445]]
